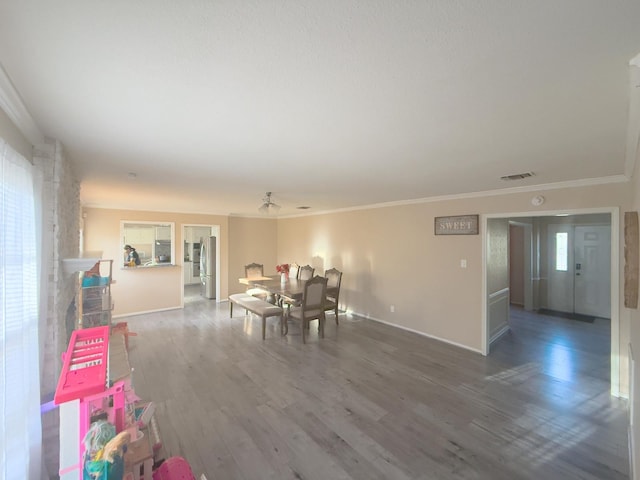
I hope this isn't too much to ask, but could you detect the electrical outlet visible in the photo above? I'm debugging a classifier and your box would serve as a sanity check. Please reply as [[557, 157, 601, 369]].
[[460, 259, 467, 268], [390, 305, 395, 313]]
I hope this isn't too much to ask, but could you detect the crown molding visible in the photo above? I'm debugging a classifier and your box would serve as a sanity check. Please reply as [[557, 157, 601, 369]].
[[0, 63, 43, 146], [278, 175, 630, 219]]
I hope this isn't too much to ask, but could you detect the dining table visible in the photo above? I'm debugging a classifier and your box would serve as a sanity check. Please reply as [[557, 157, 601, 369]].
[[239, 275, 336, 306]]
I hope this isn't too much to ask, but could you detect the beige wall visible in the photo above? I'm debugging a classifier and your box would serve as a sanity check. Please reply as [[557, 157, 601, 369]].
[[83, 181, 634, 396], [278, 182, 632, 360], [0, 106, 31, 158], [83, 208, 230, 316], [228, 216, 278, 295], [278, 201, 484, 350]]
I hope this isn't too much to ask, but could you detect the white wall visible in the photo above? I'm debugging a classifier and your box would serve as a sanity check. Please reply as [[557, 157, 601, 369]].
[[0, 105, 31, 158]]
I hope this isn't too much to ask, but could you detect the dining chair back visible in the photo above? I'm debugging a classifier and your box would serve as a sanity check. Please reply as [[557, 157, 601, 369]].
[[298, 265, 315, 281], [244, 262, 268, 299], [324, 268, 343, 324], [244, 262, 264, 278], [280, 262, 302, 309], [288, 263, 300, 280], [285, 275, 328, 343]]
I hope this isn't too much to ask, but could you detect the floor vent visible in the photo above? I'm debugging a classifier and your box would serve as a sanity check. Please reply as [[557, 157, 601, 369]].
[[500, 172, 534, 181]]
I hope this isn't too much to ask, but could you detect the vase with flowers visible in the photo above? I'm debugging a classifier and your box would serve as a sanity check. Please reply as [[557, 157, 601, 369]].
[[276, 263, 290, 284]]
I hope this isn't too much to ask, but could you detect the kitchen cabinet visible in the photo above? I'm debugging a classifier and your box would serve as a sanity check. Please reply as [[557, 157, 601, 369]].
[[190, 266, 201, 285], [156, 226, 171, 241], [125, 227, 153, 245], [184, 261, 192, 284], [186, 227, 211, 244], [183, 261, 201, 285], [195, 227, 211, 243]]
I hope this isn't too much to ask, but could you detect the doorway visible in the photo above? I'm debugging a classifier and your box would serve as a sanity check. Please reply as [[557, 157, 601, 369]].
[[483, 208, 620, 396], [183, 224, 220, 305]]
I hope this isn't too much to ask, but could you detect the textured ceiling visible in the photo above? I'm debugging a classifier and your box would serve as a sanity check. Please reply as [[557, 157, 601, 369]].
[[0, 1, 639, 216]]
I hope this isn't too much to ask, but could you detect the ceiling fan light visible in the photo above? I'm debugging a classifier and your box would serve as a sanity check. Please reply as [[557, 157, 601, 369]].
[[258, 192, 280, 214]]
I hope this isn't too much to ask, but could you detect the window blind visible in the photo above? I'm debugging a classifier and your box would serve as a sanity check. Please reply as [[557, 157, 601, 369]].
[[0, 137, 42, 480]]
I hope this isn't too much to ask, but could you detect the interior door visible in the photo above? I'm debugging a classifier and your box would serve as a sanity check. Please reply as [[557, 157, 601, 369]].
[[574, 225, 611, 318], [547, 224, 574, 313]]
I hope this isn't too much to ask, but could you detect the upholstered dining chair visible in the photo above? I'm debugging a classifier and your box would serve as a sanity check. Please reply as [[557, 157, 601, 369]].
[[298, 265, 314, 281], [244, 262, 268, 300], [288, 262, 300, 280], [323, 268, 343, 324], [245, 262, 264, 279], [280, 264, 314, 310], [284, 275, 328, 343]]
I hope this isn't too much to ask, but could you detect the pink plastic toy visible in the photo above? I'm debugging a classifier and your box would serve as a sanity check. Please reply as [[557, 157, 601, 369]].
[[152, 457, 196, 480]]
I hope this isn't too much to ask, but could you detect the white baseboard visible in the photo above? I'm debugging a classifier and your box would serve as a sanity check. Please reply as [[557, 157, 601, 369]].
[[112, 306, 182, 319], [490, 324, 510, 346], [357, 312, 482, 355], [630, 426, 636, 480]]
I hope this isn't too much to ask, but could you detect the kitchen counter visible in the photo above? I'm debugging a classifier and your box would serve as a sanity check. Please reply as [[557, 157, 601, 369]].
[[122, 263, 177, 269]]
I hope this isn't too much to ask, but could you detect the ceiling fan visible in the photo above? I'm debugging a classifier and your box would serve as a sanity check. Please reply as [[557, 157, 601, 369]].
[[258, 191, 281, 214]]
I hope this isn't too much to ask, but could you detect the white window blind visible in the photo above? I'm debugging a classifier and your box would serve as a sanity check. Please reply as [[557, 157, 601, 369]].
[[0, 137, 42, 480]]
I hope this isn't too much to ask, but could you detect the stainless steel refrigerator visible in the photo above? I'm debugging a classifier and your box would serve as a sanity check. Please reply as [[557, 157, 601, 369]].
[[199, 236, 216, 299]]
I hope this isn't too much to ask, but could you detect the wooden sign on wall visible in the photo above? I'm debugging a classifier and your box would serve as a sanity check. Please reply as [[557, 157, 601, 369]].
[[624, 211, 639, 309], [434, 215, 479, 235]]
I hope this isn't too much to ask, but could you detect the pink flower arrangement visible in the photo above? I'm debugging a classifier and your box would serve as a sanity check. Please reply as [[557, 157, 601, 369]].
[[276, 263, 290, 274]]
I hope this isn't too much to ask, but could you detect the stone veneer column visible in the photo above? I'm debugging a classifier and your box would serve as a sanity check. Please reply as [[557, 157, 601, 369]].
[[33, 138, 80, 478]]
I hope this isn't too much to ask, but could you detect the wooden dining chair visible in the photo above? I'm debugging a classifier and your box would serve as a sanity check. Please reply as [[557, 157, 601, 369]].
[[244, 262, 264, 279], [284, 275, 328, 343], [298, 265, 314, 281], [244, 262, 268, 300], [323, 268, 343, 324]]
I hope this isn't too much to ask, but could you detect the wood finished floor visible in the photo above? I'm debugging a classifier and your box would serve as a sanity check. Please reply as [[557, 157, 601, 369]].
[[125, 296, 630, 480]]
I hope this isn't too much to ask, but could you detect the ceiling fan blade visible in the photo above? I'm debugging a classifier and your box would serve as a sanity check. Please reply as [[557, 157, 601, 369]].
[[258, 191, 280, 214]]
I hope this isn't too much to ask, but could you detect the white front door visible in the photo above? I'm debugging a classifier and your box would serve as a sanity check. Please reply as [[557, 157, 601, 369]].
[[547, 224, 611, 318], [574, 225, 611, 318]]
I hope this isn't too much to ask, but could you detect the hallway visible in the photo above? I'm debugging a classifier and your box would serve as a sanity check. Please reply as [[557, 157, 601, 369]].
[[491, 306, 612, 385]]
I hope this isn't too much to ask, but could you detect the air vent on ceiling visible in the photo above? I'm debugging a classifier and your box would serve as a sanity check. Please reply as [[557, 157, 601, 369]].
[[500, 171, 534, 181], [296, 206, 311, 210]]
